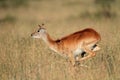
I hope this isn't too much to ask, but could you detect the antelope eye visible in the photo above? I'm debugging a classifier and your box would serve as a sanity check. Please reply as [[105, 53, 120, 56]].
[[38, 30, 40, 32]]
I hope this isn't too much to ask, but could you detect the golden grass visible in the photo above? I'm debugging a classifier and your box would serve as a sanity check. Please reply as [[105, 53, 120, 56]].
[[0, 0, 120, 80]]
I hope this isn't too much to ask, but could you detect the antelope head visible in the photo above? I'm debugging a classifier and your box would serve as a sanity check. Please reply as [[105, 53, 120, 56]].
[[31, 24, 47, 38]]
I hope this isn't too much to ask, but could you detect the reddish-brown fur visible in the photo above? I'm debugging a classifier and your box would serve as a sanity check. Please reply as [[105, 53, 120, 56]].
[[47, 28, 100, 55], [31, 25, 101, 66]]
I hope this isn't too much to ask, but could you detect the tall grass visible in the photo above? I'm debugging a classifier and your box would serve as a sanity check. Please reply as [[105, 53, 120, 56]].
[[0, 0, 120, 80]]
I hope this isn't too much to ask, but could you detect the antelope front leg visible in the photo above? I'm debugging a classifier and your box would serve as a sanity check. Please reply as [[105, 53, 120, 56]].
[[67, 53, 78, 77], [68, 53, 76, 66]]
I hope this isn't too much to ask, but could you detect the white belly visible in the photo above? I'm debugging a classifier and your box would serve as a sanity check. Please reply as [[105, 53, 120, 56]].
[[73, 44, 96, 57], [73, 48, 84, 57]]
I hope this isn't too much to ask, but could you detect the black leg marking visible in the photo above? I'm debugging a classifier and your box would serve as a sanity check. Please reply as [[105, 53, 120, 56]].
[[81, 44, 97, 58], [81, 52, 86, 57], [92, 44, 97, 50]]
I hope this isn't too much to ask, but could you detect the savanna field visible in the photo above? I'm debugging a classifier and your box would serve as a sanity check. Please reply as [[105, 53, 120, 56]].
[[0, 0, 120, 80]]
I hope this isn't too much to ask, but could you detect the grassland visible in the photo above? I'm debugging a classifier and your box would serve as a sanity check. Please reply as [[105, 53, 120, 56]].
[[0, 0, 120, 80]]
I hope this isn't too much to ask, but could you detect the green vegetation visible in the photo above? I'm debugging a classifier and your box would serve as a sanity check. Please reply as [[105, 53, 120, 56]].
[[0, 0, 120, 80], [95, 0, 116, 18], [0, 0, 28, 8], [0, 15, 16, 24], [80, 0, 116, 19]]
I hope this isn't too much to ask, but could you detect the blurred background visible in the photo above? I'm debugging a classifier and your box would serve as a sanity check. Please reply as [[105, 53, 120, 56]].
[[0, 0, 120, 80]]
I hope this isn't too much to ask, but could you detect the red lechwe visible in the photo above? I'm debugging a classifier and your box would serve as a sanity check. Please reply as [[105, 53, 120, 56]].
[[31, 24, 101, 66]]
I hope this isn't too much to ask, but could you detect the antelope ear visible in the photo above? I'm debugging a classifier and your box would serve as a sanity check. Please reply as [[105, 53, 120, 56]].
[[42, 23, 44, 26], [38, 24, 41, 28], [38, 23, 45, 28]]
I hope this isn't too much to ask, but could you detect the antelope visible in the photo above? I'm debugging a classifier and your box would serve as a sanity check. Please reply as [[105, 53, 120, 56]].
[[31, 24, 101, 66]]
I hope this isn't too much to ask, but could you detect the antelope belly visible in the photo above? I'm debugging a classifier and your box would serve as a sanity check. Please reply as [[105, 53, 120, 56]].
[[74, 48, 84, 56]]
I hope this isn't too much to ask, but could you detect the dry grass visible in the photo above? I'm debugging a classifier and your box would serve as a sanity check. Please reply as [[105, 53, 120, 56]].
[[0, 0, 120, 80]]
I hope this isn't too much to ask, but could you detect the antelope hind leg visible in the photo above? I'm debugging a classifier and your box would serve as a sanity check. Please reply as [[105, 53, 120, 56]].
[[93, 46, 100, 51], [79, 42, 96, 62]]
